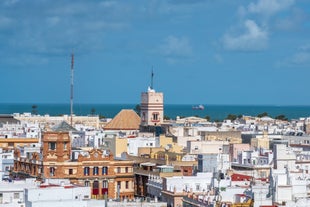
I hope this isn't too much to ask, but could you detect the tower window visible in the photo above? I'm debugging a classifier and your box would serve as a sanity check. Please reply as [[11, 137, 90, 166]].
[[152, 112, 159, 122]]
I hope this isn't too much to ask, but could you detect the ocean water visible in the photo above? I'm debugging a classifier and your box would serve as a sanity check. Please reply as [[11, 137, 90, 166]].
[[1, 103, 310, 121]]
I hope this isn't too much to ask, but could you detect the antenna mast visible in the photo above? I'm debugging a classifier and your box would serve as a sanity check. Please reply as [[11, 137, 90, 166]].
[[70, 53, 74, 126], [151, 67, 154, 89]]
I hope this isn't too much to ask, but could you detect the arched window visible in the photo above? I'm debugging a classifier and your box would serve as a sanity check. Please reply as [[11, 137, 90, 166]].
[[102, 167, 108, 175], [93, 167, 99, 175], [84, 167, 90, 176]]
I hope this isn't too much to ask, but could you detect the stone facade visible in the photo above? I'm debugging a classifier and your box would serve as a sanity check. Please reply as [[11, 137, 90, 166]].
[[13, 131, 135, 200]]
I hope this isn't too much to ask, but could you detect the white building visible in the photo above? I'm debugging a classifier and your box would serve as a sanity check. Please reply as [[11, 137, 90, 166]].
[[25, 180, 91, 207], [198, 153, 230, 173], [0, 179, 38, 206], [163, 173, 214, 194], [0, 178, 91, 207], [0, 148, 14, 180], [187, 140, 229, 154], [127, 136, 159, 156], [273, 144, 297, 170]]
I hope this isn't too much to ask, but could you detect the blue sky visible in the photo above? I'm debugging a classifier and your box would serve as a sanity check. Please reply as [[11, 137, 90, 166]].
[[1, 0, 310, 105]]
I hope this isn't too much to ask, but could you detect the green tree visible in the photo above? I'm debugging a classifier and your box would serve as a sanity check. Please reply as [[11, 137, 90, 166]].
[[275, 114, 288, 121], [90, 108, 96, 115], [226, 114, 237, 121], [164, 115, 170, 120], [257, 112, 268, 118], [204, 115, 211, 121], [134, 104, 141, 115], [99, 114, 106, 119]]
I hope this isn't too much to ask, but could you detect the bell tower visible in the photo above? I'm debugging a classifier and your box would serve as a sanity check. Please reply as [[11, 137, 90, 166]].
[[140, 70, 164, 127]]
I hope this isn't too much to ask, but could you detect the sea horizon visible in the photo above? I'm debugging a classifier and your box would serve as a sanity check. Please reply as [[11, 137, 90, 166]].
[[1, 103, 310, 121]]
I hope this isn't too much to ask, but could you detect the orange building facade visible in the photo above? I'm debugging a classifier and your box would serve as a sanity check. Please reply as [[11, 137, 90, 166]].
[[13, 131, 135, 200]]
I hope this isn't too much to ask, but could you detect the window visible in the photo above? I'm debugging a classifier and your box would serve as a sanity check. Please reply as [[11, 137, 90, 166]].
[[93, 181, 99, 195], [14, 193, 19, 199], [69, 169, 73, 175], [125, 167, 129, 173], [117, 167, 121, 173], [64, 142, 67, 150], [152, 113, 159, 121], [48, 142, 56, 150], [93, 167, 99, 175], [102, 167, 108, 175], [85, 181, 90, 186], [103, 180, 108, 188], [50, 167, 55, 176], [142, 112, 146, 122], [84, 167, 90, 176], [196, 184, 200, 191], [117, 181, 121, 189], [126, 181, 129, 189], [93, 181, 99, 189]]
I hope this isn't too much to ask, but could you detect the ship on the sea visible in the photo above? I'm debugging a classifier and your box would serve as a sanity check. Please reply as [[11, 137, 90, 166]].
[[192, 104, 205, 110]]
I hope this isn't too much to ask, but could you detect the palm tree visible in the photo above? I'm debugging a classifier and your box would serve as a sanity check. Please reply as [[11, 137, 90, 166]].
[[91, 108, 96, 115], [31, 105, 38, 115]]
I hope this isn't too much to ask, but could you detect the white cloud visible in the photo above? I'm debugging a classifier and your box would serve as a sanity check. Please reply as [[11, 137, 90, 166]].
[[0, 16, 13, 28], [291, 52, 310, 65], [275, 8, 305, 31], [3, 0, 19, 6], [214, 54, 223, 63], [159, 35, 193, 58], [276, 44, 310, 67], [46, 16, 60, 27], [299, 44, 310, 52], [222, 20, 268, 51], [0, 0, 132, 62], [248, 0, 295, 16]]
